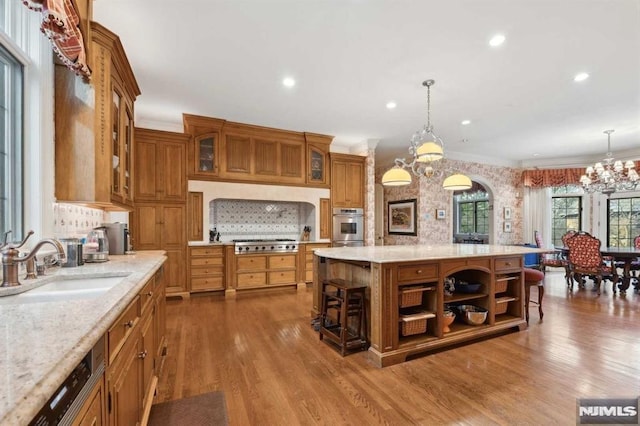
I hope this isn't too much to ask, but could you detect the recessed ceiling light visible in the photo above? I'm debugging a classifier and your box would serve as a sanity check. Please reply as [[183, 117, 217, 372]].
[[282, 77, 296, 87], [489, 34, 506, 47], [533, 153, 540, 157], [574, 72, 589, 82], [461, 120, 471, 125], [386, 101, 397, 109]]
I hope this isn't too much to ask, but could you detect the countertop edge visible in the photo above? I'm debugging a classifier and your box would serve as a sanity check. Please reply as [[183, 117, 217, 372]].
[[1, 252, 167, 426]]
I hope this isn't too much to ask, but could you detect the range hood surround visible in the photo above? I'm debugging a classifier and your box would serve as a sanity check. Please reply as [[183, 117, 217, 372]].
[[188, 180, 330, 242]]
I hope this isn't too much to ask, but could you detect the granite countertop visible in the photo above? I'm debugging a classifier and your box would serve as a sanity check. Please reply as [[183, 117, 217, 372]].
[[0, 251, 166, 425], [187, 240, 331, 246], [314, 244, 547, 263]]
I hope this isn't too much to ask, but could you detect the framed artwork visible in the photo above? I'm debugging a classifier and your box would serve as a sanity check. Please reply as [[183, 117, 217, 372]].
[[504, 221, 512, 233], [388, 199, 417, 235], [436, 209, 446, 220], [504, 207, 512, 220]]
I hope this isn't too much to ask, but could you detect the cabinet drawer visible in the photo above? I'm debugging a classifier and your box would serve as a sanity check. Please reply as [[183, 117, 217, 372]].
[[191, 257, 223, 267], [237, 272, 267, 287], [397, 263, 438, 283], [191, 276, 224, 291], [108, 296, 140, 364], [494, 257, 522, 272], [190, 246, 224, 256], [190, 265, 224, 277], [237, 256, 267, 271], [268, 255, 296, 269], [139, 277, 155, 313], [269, 270, 297, 285]]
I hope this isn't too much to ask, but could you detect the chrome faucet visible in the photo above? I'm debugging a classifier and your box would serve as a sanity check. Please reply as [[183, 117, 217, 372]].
[[1, 230, 66, 287]]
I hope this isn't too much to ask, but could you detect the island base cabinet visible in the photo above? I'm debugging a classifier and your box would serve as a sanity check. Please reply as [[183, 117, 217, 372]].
[[315, 254, 527, 367]]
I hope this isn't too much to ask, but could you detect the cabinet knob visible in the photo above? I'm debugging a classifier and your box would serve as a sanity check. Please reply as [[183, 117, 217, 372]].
[[138, 350, 148, 359], [416, 269, 423, 274], [505, 262, 511, 266], [124, 320, 134, 328], [147, 291, 153, 297]]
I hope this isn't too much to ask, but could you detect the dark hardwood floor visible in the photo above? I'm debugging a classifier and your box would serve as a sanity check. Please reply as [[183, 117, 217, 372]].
[[156, 271, 640, 425]]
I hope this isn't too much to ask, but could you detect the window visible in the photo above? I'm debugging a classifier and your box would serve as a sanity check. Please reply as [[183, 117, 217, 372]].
[[607, 197, 640, 247], [458, 200, 489, 234], [551, 186, 582, 246], [0, 42, 23, 240]]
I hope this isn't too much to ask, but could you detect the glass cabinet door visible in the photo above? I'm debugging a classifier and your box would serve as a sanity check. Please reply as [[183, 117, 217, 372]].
[[307, 144, 327, 185], [195, 133, 218, 175], [112, 90, 121, 195], [123, 104, 133, 201]]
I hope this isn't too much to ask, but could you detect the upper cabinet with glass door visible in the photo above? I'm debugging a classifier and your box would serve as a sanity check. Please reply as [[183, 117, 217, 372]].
[[195, 133, 219, 177], [305, 133, 332, 188]]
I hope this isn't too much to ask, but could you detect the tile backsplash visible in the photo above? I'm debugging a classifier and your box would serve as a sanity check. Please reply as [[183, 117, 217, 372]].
[[53, 203, 108, 238], [210, 199, 313, 241]]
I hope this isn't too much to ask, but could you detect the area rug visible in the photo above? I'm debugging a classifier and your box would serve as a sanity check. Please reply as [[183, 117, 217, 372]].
[[148, 391, 229, 426]]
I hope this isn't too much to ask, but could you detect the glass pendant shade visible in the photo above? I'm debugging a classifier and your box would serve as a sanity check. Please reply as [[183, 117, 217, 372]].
[[381, 166, 412, 186], [442, 173, 472, 191], [416, 141, 444, 162]]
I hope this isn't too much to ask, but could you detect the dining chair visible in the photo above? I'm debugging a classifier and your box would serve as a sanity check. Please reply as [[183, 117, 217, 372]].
[[534, 230, 575, 287], [631, 235, 640, 289], [565, 231, 615, 294]]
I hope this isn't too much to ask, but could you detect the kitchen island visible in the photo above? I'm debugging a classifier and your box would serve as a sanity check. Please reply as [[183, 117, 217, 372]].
[[313, 244, 545, 367], [0, 251, 166, 425]]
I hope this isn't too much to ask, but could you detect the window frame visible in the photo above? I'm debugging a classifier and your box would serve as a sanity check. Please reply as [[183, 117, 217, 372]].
[[606, 196, 640, 248]]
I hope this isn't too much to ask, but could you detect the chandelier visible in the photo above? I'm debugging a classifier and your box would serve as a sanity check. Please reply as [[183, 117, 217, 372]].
[[579, 130, 639, 195], [381, 80, 472, 190]]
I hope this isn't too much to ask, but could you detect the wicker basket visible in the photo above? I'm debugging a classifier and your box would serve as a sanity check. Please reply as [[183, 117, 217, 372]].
[[494, 296, 516, 315], [495, 279, 508, 294], [399, 286, 425, 308], [400, 312, 434, 336]]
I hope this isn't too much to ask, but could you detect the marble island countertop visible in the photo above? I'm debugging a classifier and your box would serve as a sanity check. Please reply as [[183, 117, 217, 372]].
[[0, 251, 166, 425], [314, 243, 547, 263]]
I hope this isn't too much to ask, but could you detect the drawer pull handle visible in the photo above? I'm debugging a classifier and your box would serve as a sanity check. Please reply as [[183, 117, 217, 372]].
[[505, 262, 511, 266], [416, 270, 422, 274], [138, 350, 148, 359], [124, 320, 134, 328], [147, 291, 153, 297]]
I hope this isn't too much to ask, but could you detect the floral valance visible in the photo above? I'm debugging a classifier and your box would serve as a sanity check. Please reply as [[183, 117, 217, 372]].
[[522, 161, 640, 188], [22, 0, 90, 77]]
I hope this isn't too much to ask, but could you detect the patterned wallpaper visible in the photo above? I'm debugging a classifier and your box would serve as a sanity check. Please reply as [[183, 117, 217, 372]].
[[209, 199, 313, 241], [377, 158, 524, 246]]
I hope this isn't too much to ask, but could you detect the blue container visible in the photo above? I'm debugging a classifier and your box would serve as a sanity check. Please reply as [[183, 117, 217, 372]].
[[523, 243, 539, 268]]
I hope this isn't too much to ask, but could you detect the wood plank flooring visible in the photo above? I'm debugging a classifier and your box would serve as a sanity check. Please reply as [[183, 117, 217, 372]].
[[156, 271, 640, 425]]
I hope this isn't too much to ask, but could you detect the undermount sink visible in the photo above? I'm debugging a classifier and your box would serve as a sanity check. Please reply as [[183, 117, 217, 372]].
[[0, 274, 130, 305]]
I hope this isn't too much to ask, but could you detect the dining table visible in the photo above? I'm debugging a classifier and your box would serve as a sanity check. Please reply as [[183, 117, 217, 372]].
[[557, 246, 640, 293]]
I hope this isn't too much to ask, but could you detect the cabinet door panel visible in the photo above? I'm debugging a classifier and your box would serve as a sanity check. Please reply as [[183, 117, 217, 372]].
[[162, 205, 185, 248], [161, 142, 186, 201], [332, 161, 348, 207], [108, 335, 141, 426], [165, 249, 186, 293], [134, 140, 158, 201], [187, 192, 203, 241], [225, 135, 251, 173], [320, 198, 331, 239], [281, 142, 303, 179], [134, 206, 160, 250], [254, 139, 278, 176], [348, 162, 365, 207]]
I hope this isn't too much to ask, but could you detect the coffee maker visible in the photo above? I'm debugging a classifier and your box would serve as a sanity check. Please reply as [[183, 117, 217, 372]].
[[102, 222, 130, 255]]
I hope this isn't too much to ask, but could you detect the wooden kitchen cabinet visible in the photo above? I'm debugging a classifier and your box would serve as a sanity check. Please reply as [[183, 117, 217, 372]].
[[183, 113, 333, 187], [187, 192, 204, 241], [230, 253, 298, 290], [130, 204, 187, 295], [55, 22, 140, 211], [302, 243, 331, 283], [305, 133, 332, 187], [134, 128, 188, 203], [319, 198, 331, 239], [330, 153, 365, 208], [106, 267, 166, 426], [189, 246, 225, 292]]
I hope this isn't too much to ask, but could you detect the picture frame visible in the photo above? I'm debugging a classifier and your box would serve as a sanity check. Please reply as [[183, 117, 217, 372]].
[[388, 199, 417, 235], [436, 209, 446, 220], [504, 221, 512, 233], [504, 207, 512, 220]]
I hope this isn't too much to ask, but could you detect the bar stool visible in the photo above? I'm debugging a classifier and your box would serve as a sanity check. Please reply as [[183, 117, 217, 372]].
[[319, 278, 368, 355], [524, 267, 545, 323]]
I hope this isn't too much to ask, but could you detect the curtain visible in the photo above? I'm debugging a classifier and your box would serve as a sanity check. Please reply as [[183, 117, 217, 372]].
[[522, 162, 640, 188], [523, 186, 552, 247], [22, 0, 90, 77]]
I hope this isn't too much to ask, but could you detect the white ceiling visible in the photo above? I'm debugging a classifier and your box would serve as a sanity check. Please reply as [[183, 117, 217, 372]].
[[93, 0, 640, 169]]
